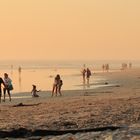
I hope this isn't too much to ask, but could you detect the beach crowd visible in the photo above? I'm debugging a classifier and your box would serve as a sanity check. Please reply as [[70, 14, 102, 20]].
[[0, 62, 132, 103]]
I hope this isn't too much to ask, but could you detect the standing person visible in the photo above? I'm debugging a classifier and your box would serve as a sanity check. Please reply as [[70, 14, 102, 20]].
[[82, 68, 86, 83], [18, 66, 22, 91], [0, 77, 5, 103], [52, 74, 61, 97], [106, 64, 109, 72], [31, 85, 40, 97], [102, 64, 105, 72], [57, 79, 63, 96], [129, 63, 132, 69], [18, 66, 22, 74], [86, 68, 91, 84], [3, 73, 13, 102]]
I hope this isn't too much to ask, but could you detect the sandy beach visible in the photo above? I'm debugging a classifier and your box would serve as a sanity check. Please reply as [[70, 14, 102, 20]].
[[0, 68, 140, 139], [1, 0, 140, 139]]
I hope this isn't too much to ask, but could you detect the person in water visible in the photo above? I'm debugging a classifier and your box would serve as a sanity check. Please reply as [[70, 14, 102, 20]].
[[86, 68, 91, 84], [82, 68, 86, 83]]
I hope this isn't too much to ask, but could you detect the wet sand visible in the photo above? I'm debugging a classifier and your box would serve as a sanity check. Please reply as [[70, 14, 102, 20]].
[[0, 68, 140, 139]]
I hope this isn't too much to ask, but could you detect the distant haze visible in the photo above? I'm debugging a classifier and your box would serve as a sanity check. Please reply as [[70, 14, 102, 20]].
[[0, 0, 140, 60]]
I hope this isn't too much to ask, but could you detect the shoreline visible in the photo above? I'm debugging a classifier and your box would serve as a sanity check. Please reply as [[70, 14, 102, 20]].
[[1, 68, 139, 105], [10, 68, 126, 94], [0, 69, 140, 139]]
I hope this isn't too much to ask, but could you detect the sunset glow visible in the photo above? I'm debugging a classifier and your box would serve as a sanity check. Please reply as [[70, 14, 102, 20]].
[[0, 0, 140, 60]]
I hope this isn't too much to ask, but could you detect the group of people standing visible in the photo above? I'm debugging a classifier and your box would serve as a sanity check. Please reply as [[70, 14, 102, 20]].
[[31, 74, 63, 98], [121, 63, 132, 70], [0, 73, 13, 103], [82, 68, 92, 84], [0, 66, 92, 101], [102, 64, 110, 72]]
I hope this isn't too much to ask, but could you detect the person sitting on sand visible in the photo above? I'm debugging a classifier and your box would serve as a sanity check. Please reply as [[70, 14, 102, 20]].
[[31, 85, 40, 97]]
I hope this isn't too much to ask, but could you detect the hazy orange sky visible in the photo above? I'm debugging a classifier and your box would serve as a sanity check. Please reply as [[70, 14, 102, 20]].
[[0, 0, 140, 60]]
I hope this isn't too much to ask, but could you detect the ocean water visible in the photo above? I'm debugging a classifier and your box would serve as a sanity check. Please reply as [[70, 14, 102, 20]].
[[0, 60, 139, 93]]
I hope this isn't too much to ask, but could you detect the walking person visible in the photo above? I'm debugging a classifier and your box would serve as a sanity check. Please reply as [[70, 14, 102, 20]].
[[86, 68, 91, 84], [0, 77, 5, 103], [82, 68, 86, 83], [3, 73, 13, 102]]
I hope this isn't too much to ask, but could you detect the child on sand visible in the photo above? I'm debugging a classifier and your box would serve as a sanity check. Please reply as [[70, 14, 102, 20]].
[[31, 85, 40, 97], [57, 79, 63, 96]]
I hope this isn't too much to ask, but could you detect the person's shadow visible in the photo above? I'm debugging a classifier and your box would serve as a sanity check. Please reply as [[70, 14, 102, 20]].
[[87, 81, 90, 88], [18, 66, 22, 91]]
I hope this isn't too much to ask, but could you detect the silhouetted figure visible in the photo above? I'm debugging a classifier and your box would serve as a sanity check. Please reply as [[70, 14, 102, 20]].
[[129, 63, 132, 69], [57, 79, 63, 96], [52, 74, 63, 96], [121, 63, 127, 70], [86, 68, 91, 84], [31, 85, 40, 97], [3, 73, 13, 102], [19, 76, 22, 91], [18, 66, 22, 91], [102, 64, 105, 72], [106, 64, 109, 72], [0, 78, 5, 103], [82, 68, 86, 83], [18, 66, 22, 74]]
